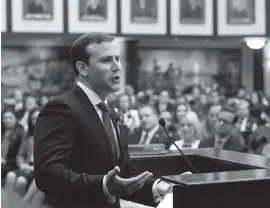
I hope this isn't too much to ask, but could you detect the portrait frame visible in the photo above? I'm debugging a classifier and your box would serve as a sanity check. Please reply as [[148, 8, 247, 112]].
[[170, 0, 213, 36], [12, 0, 63, 33], [22, 0, 54, 21], [217, 0, 266, 36], [68, 0, 117, 34], [121, 0, 167, 35], [1, 0, 7, 32]]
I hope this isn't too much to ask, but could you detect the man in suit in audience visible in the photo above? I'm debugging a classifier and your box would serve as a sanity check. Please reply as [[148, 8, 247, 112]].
[[129, 105, 172, 149], [34, 33, 170, 208], [236, 100, 258, 146], [199, 106, 245, 152]]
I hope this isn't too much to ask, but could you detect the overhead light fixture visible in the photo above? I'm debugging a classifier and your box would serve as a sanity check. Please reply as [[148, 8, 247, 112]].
[[245, 37, 266, 50]]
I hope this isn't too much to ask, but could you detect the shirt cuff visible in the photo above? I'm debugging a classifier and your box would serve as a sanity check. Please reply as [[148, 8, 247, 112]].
[[103, 175, 116, 203], [152, 179, 162, 203]]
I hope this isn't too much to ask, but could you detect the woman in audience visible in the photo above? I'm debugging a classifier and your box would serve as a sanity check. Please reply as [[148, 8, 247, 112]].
[[1, 109, 25, 180], [17, 108, 40, 176], [169, 111, 201, 150], [174, 102, 190, 125], [115, 93, 140, 133]]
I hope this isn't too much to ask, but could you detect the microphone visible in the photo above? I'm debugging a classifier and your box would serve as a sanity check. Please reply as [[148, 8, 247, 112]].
[[159, 118, 199, 173]]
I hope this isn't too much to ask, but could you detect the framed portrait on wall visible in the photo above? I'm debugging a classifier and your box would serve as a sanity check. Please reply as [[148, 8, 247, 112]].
[[23, 0, 53, 20], [130, 0, 158, 23], [79, 0, 107, 22], [68, 0, 116, 33], [218, 0, 266, 35], [121, 0, 167, 35], [12, 0, 63, 33], [227, 0, 255, 24], [180, 0, 205, 24], [1, 0, 7, 32], [170, 0, 213, 35]]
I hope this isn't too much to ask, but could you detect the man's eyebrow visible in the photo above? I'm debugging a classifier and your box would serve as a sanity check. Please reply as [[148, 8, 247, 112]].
[[100, 55, 120, 59]]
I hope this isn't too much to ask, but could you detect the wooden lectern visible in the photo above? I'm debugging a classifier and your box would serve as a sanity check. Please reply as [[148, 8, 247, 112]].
[[130, 148, 270, 208]]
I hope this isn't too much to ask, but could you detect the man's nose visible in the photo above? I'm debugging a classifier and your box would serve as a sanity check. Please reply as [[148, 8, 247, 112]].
[[112, 60, 120, 72], [219, 120, 224, 125]]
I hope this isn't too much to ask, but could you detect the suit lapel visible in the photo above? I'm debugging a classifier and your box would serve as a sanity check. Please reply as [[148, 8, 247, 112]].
[[73, 85, 114, 164]]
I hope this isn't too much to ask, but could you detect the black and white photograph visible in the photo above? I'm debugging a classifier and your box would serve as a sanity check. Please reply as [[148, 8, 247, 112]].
[[131, 0, 158, 23], [2, 0, 270, 208], [180, 0, 205, 24], [227, 0, 255, 24], [23, 0, 53, 20], [79, 0, 107, 21]]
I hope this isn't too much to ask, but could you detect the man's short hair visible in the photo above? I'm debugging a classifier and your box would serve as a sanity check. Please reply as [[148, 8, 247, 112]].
[[70, 32, 114, 77], [138, 104, 158, 116], [220, 106, 238, 124]]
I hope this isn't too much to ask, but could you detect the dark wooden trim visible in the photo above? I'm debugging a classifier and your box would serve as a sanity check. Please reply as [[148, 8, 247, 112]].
[[63, 0, 68, 33], [6, 0, 12, 32]]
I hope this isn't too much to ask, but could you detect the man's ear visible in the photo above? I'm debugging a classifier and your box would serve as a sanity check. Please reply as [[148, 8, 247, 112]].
[[76, 61, 88, 76]]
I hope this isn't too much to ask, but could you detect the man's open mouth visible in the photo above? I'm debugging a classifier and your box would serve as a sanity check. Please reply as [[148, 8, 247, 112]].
[[111, 76, 120, 81]]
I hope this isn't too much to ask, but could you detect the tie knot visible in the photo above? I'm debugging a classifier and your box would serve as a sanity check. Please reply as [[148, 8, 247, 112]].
[[97, 102, 109, 112]]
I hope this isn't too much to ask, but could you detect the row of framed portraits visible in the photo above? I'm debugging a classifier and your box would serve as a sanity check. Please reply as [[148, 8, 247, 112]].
[[1, 0, 266, 36]]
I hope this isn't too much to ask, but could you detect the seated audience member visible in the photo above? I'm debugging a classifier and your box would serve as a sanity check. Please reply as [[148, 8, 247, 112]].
[[18, 95, 38, 132], [129, 105, 171, 148], [115, 93, 140, 133], [236, 100, 258, 146], [195, 93, 210, 120], [174, 102, 190, 125], [199, 106, 246, 152], [169, 111, 201, 150], [160, 111, 178, 135], [39, 94, 50, 107], [200, 105, 222, 141], [236, 86, 247, 99], [1, 109, 25, 180], [208, 90, 221, 106], [3, 89, 24, 113], [154, 90, 175, 114], [17, 109, 40, 181], [125, 85, 136, 107]]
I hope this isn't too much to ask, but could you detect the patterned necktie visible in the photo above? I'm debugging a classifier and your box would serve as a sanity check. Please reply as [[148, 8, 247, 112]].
[[97, 102, 118, 162]]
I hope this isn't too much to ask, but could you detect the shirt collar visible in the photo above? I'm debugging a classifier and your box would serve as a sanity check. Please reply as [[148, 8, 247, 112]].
[[215, 133, 230, 144], [77, 81, 107, 106], [144, 125, 159, 139]]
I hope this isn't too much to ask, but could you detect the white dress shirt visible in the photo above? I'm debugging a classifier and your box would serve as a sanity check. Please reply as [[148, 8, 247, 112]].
[[139, 125, 159, 144]]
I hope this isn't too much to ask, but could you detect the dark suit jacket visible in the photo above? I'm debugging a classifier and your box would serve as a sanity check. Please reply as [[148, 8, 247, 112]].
[[199, 134, 246, 152], [34, 86, 155, 208]]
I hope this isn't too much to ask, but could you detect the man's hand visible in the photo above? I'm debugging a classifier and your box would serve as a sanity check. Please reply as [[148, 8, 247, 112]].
[[106, 166, 153, 197]]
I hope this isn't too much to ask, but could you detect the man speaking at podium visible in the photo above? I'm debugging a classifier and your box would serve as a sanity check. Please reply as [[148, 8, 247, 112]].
[[34, 33, 170, 208]]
